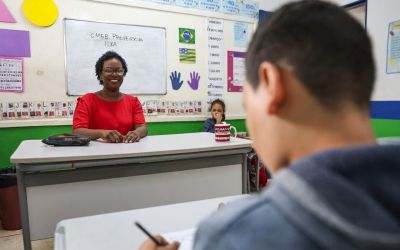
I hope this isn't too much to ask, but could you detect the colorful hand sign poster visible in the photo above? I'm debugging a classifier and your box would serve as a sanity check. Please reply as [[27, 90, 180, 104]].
[[187, 71, 200, 90], [170, 71, 184, 90], [387, 20, 400, 74], [227, 51, 245, 92], [0, 57, 24, 93], [179, 48, 196, 64], [179, 28, 195, 44]]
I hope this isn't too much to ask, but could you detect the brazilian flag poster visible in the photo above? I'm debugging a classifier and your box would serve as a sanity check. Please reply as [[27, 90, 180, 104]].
[[179, 28, 195, 44]]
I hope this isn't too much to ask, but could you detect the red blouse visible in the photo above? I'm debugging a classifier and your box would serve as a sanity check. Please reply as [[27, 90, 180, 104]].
[[73, 93, 146, 136]]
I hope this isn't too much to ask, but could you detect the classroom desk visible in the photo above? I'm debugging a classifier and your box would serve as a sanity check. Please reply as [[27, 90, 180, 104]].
[[10, 132, 252, 250], [54, 195, 248, 250]]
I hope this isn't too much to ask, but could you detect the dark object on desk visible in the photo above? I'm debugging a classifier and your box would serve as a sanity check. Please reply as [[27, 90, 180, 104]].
[[42, 133, 91, 146]]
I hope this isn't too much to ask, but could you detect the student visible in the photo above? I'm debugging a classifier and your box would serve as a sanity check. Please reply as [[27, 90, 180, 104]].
[[140, 1, 400, 249], [73, 51, 147, 143], [203, 99, 226, 133]]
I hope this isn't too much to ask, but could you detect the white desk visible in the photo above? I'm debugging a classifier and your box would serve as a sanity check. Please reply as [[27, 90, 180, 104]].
[[377, 137, 400, 145], [11, 132, 252, 250], [54, 195, 247, 250]]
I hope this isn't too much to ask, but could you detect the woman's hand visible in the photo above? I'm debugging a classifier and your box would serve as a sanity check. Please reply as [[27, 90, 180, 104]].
[[123, 130, 141, 143], [139, 235, 180, 250], [100, 130, 123, 143]]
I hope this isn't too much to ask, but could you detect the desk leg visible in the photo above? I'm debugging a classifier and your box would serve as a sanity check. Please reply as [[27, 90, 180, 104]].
[[242, 153, 248, 194], [17, 167, 32, 250]]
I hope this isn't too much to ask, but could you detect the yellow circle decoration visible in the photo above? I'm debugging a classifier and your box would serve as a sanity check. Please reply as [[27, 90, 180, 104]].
[[22, 0, 58, 27]]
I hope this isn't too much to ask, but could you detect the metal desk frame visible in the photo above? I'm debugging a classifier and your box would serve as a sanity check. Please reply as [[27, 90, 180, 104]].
[[17, 147, 250, 250]]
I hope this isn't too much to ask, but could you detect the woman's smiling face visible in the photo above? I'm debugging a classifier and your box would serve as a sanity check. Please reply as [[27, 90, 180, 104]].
[[100, 58, 125, 92]]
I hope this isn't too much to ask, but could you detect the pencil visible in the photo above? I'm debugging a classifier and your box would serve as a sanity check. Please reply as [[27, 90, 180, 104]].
[[134, 221, 162, 246]]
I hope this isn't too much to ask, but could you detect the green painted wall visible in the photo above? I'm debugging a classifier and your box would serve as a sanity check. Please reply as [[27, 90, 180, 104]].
[[1, 118, 399, 169], [371, 119, 400, 137], [0, 119, 247, 168]]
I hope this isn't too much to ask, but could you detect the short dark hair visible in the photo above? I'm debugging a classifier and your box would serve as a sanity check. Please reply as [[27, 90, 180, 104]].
[[210, 99, 226, 112], [95, 51, 128, 84], [210, 99, 226, 121], [246, 0, 375, 110]]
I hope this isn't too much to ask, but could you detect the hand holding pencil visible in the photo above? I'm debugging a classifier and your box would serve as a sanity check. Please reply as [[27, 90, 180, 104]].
[[136, 222, 180, 250]]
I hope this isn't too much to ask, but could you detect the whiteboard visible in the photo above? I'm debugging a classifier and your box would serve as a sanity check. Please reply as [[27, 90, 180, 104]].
[[64, 19, 167, 95]]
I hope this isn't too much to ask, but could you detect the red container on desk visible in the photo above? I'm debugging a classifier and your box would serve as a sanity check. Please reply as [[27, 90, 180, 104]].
[[215, 124, 237, 142]]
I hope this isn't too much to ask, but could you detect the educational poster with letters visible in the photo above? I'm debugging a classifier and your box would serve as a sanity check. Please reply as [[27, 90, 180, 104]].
[[92, 0, 258, 18], [227, 51, 245, 92], [199, 0, 220, 12], [64, 19, 167, 95], [387, 19, 400, 74], [175, 0, 199, 8], [221, 0, 240, 15], [207, 18, 224, 107], [0, 56, 24, 93], [239, 0, 258, 18], [150, 0, 174, 5]]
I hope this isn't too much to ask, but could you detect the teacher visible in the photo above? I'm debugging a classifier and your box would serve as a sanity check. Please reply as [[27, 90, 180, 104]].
[[73, 51, 147, 143]]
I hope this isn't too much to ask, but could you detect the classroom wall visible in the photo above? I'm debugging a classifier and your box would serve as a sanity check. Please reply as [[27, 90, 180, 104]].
[[0, 0, 252, 168], [1, 0, 400, 168], [0, 0, 252, 123], [258, 0, 400, 139], [367, 0, 400, 136]]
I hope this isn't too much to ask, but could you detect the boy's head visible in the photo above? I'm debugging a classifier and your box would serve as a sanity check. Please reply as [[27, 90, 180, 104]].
[[243, 0, 375, 171]]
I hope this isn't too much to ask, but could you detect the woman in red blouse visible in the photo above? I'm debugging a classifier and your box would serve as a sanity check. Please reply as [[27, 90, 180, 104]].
[[73, 51, 147, 143]]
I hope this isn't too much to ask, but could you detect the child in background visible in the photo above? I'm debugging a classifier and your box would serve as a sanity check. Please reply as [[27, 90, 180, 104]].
[[203, 99, 225, 133]]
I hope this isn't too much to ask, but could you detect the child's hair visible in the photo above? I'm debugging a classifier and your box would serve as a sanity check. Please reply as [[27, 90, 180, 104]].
[[210, 99, 226, 121]]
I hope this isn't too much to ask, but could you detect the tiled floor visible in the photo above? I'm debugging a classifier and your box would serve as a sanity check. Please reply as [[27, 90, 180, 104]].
[[0, 223, 53, 250]]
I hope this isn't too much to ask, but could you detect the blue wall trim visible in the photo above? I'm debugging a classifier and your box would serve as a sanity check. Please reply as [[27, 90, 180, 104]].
[[370, 101, 400, 119], [259, 10, 271, 23]]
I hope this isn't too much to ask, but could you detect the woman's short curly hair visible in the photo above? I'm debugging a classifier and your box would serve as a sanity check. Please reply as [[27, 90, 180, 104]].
[[95, 51, 128, 84]]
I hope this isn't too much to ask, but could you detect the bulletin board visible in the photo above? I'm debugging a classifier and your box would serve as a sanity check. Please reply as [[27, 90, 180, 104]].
[[64, 19, 167, 95]]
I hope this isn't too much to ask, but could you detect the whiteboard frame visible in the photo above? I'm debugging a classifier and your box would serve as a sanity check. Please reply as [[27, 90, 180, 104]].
[[63, 18, 168, 96]]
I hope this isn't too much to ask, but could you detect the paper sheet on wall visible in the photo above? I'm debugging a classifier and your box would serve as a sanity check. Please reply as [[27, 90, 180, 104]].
[[199, 0, 220, 12], [387, 19, 400, 74], [175, 0, 199, 8], [221, 0, 239, 15], [0, 0, 16, 23], [0, 29, 30, 57], [0, 57, 24, 92], [227, 51, 245, 92], [162, 228, 196, 250], [239, 0, 259, 18], [233, 21, 248, 48], [207, 18, 224, 109]]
